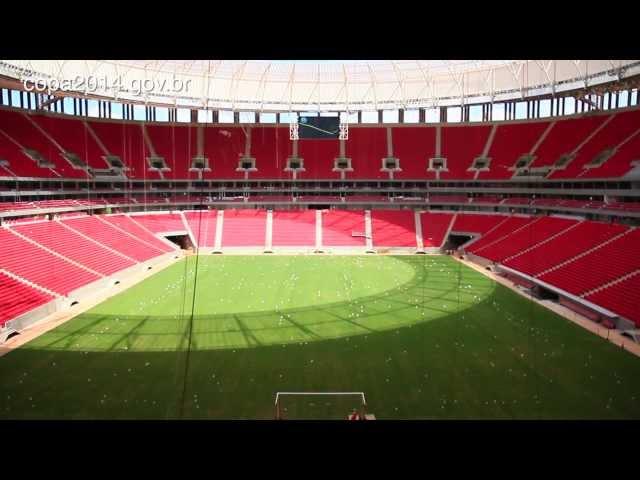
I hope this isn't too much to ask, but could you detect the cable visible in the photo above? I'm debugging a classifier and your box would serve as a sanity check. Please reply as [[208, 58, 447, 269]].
[[178, 125, 205, 419]]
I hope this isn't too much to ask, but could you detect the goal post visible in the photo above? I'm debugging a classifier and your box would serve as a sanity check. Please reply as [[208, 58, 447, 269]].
[[274, 392, 368, 420]]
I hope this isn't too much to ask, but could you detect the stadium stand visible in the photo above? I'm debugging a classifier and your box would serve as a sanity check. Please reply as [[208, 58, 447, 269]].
[[550, 109, 640, 179], [371, 210, 417, 247], [297, 138, 341, 179], [529, 115, 607, 168], [420, 212, 454, 247], [585, 272, 640, 326], [466, 216, 535, 253], [321, 210, 367, 246], [99, 215, 174, 253], [60, 216, 164, 261], [183, 210, 218, 247], [480, 121, 550, 179], [0, 228, 100, 295], [129, 213, 188, 233], [451, 213, 510, 235], [272, 210, 316, 247], [221, 209, 267, 247], [12, 221, 135, 276], [30, 114, 110, 170], [440, 125, 490, 180], [502, 221, 627, 276], [537, 228, 640, 295], [1, 107, 639, 182], [392, 127, 437, 180], [473, 216, 578, 262], [0, 272, 55, 327], [346, 128, 388, 179]]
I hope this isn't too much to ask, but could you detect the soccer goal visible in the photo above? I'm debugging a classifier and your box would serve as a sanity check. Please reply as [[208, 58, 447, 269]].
[[274, 392, 373, 420]]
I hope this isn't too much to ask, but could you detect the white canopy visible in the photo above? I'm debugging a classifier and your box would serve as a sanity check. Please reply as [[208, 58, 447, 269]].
[[1, 60, 638, 112]]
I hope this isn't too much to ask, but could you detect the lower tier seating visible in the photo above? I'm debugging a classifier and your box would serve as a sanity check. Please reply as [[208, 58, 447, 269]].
[[502, 221, 627, 276], [585, 273, 640, 326], [272, 211, 316, 247], [321, 210, 366, 246], [221, 209, 267, 247], [371, 210, 416, 247], [0, 228, 100, 295], [129, 213, 188, 233], [61, 216, 164, 262], [420, 212, 454, 247], [538, 228, 640, 295], [99, 215, 174, 253], [184, 211, 218, 248], [0, 272, 55, 327], [12, 221, 135, 276]]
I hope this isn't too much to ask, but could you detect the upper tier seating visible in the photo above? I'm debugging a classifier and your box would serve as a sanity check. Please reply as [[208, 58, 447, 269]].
[[250, 127, 291, 179], [440, 125, 490, 180], [371, 210, 416, 247], [87, 121, 161, 180], [145, 124, 197, 180], [345, 128, 388, 179], [391, 127, 436, 180], [321, 210, 366, 246], [0, 272, 54, 327], [12, 221, 135, 276], [2, 107, 639, 181], [0, 228, 99, 295], [420, 212, 454, 247], [550, 109, 640, 179], [31, 114, 110, 170], [272, 211, 316, 246], [530, 115, 607, 168], [480, 122, 549, 179], [199, 127, 246, 180], [297, 138, 341, 180], [0, 109, 83, 178], [582, 129, 640, 179], [221, 209, 267, 247]]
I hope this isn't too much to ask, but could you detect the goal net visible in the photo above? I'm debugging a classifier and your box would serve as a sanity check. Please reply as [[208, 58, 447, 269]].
[[275, 392, 368, 420]]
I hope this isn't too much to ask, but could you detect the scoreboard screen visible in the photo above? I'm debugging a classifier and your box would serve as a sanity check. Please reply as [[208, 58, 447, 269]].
[[298, 116, 340, 139]]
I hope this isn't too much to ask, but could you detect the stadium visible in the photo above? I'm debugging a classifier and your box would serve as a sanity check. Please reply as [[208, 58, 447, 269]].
[[0, 59, 639, 420]]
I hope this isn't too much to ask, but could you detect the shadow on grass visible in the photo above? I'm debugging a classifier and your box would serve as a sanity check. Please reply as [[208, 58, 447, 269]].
[[2, 284, 640, 420], [21, 256, 495, 352], [4, 255, 640, 420]]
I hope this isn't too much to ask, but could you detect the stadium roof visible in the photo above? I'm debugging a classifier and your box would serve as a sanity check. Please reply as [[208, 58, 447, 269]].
[[1, 60, 639, 112]]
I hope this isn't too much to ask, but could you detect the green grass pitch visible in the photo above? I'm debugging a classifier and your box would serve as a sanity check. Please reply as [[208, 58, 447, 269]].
[[1, 255, 639, 419]]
